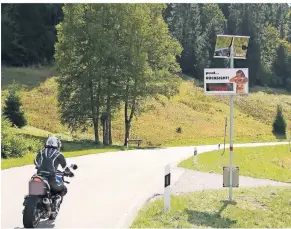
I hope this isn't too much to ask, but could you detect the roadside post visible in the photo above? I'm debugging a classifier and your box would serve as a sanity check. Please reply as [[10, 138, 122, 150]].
[[164, 164, 171, 211], [193, 147, 198, 165], [205, 34, 250, 201]]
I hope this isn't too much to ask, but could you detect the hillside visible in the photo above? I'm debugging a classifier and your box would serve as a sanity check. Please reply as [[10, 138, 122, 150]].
[[1, 67, 291, 146]]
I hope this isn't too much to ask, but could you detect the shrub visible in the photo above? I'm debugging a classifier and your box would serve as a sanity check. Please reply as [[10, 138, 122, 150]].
[[1, 115, 42, 159], [3, 83, 27, 128], [272, 104, 287, 137]]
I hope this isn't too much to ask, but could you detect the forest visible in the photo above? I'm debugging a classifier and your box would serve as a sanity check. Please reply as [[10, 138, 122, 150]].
[[2, 3, 291, 90]]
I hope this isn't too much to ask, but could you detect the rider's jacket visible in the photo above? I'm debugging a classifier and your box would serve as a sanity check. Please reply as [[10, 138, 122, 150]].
[[34, 146, 68, 174]]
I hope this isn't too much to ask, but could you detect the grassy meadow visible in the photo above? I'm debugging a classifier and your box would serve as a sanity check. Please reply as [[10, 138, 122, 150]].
[[2, 66, 291, 147]]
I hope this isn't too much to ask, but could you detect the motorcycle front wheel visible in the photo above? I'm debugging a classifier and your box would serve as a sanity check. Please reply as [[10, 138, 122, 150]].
[[23, 196, 42, 228]]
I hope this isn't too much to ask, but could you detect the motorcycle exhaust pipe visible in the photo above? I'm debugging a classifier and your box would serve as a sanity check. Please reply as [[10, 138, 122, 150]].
[[43, 198, 52, 215]]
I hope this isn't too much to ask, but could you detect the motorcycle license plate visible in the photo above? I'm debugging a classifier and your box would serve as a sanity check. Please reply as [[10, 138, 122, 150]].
[[29, 181, 46, 195]]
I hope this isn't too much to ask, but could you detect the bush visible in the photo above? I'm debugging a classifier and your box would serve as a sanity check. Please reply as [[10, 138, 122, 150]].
[[3, 83, 27, 128], [272, 104, 287, 137], [1, 115, 42, 159]]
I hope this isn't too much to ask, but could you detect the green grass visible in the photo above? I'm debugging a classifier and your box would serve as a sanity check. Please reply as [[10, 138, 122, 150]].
[[1, 66, 56, 90], [1, 142, 140, 170], [131, 186, 291, 228], [178, 144, 291, 183], [16, 125, 74, 141]]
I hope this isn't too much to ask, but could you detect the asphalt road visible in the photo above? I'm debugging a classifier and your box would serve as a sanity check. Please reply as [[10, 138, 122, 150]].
[[1, 142, 289, 228]]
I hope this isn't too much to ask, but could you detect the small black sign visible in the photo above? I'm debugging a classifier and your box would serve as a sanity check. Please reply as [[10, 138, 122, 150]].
[[164, 173, 171, 188]]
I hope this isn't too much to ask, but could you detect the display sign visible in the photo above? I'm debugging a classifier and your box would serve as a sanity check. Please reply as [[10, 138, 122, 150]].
[[204, 68, 249, 95]]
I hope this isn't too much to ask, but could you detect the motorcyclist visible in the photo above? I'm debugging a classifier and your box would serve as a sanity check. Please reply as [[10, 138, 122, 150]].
[[34, 135, 74, 216]]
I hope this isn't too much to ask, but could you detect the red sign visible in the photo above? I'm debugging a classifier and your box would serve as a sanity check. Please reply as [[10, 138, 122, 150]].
[[206, 83, 234, 92]]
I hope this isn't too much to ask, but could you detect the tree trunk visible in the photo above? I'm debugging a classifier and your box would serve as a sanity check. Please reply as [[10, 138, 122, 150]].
[[103, 119, 110, 145], [93, 117, 99, 144], [123, 78, 137, 146], [123, 100, 136, 146], [124, 120, 130, 146], [89, 78, 99, 144], [106, 71, 112, 145], [102, 120, 106, 145], [95, 80, 101, 144], [106, 102, 112, 145], [102, 112, 110, 145], [109, 118, 112, 145]]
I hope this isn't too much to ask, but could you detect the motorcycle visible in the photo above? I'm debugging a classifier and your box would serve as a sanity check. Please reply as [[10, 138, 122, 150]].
[[22, 164, 78, 228]]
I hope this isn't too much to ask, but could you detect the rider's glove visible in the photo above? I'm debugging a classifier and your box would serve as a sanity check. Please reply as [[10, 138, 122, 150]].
[[68, 171, 74, 177]]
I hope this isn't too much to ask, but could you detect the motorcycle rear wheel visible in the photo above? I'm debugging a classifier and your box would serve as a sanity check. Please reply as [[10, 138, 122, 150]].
[[23, 196, 42, 228]]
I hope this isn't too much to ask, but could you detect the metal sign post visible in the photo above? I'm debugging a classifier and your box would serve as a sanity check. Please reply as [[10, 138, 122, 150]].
[[204, 34, 250, 202], [229, 39, 234, 201], [222, 117, 227, 155]]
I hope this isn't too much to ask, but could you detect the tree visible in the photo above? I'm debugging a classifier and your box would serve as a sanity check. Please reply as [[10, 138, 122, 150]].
[[199, 4, 226, 71], [286, 10, 291, 42], [272, 40, 290, 87], [3, 83, 27, 128], [1, 3, 63, 66], [165, 4, 202, 77], [165, 4, 226, 79], [55, 4, 125, 145], [272, 104, 287, 137], [55, 4, 181, 145], [119, 4, 182, 145], [259, 25, 281, 86]]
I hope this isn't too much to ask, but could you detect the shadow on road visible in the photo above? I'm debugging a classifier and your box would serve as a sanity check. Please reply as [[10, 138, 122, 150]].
[[14, 219, 55, 229], [185, 200, 237, 228]]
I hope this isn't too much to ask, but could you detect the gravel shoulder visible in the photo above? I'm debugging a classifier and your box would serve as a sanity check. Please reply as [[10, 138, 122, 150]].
[[171, 167, 291, 195]]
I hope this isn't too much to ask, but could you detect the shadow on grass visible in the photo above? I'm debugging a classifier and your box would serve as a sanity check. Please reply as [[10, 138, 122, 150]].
[[185, 200, 237, 228], [1, 66, 56, 90], [20, 133, 160, 152]]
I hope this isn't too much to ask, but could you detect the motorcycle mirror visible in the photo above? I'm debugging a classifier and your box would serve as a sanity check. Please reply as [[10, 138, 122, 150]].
[[70, 164, 78, 170]]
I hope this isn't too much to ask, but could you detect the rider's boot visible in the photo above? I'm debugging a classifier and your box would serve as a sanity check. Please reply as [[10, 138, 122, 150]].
[[49, 194, 62, 220]]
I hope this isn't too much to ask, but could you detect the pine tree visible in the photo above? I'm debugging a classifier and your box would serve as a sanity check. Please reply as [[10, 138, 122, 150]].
[[3, 83, 27, 128], [272, 104, 287, 137]]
